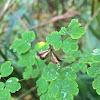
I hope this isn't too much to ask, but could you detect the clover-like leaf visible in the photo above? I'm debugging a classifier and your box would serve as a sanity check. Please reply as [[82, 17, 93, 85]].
[[71, 63, 80, 72], [65, 56, 75, 63], [48, 79, 79, 99], [92, 55, 100, 62], [62, 37, 78, 53], [6, 77, 21, 93], [10, 39, 31, 54], [65, 50, 82, 58], [0, 82, 5, 91], [40, 91, 56, 100], [87, 63, 100, 77], [34, 42, 49, 52], [46, 31, 62, 50], [83, 50, 92, 58], [48, 80, 62, 97], [72, 62, 87, 73], [0, 61, 13, 77], [80, 63, 87, 73], [36, 77, 48, 95], [72, 50, 82, 57], [0, 88, 11, 100], [61, 67, 77, 80], [68, 19, 85, 39], [79, 58, 87, 63], [56, 91, 73, 100], [18, 51, 35, 67], [59, 27, 68, 35], [22, 31, 35, 42], [42, 62, 60, 81], [23, 66, 39, 79], [31, 67, 40, 78], [62, 79, 79, 95], [35, 59, 46, 70], [92, 75, 100, 95], [23, 67, 33, 79], [40, 92, 48, 100]]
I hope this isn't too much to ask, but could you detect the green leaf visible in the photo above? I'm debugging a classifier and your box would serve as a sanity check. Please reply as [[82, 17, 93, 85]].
[[65, 56, 75, 63], [48, 79, 79, 99], [10, 39, 31, 54], [71, 63, 87, 73], [83, 50, 92, 58], [31, 68, 40, 78], [65, 50, 82, 58], [0, 88, 11, 100], [92, 55, 100, 62], [18, 51, 35, 67], [62, 37, 78, 53], [92, 75, 100, 95], [59, 27, 68, 35], [40, 92, 56, 100], [36, 77, 48, 95], [72, 50, 82, 57], [79, 58, 87, 63], [23, 67, 33, 79], [46, 31, 62, 50], [42, 62, 60, 81], [40, 92, 48, 100], [6, 77, 21, 93], [23, 66, 39, 79], [56, 91, 73, 100], [68, 19, 85, 39], [35, 59, 46, 70], [0, 61, 13, 77], [0, 82, 5, 91], [87, 63, 100, 77], [22, 31, 35, 42], [34, 42, 49, 52], [61, 79, 79, 95], [78, 58, 87, 73], [61, 67, 77, 80], [71, 63, 80, 72], [48, 80, 62, 97], [79, 63, 87, 73]]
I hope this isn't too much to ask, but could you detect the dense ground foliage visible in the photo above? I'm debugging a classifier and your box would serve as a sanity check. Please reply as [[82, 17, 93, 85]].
[[0, 0, 100, 100]]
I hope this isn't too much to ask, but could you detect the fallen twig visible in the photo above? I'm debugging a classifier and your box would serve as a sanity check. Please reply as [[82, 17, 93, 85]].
[[0, 0, 16, 20], [30, 7, 81, 29]]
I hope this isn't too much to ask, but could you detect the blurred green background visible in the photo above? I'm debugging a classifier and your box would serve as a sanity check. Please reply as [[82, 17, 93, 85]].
[[0, 0, 100, 100]]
